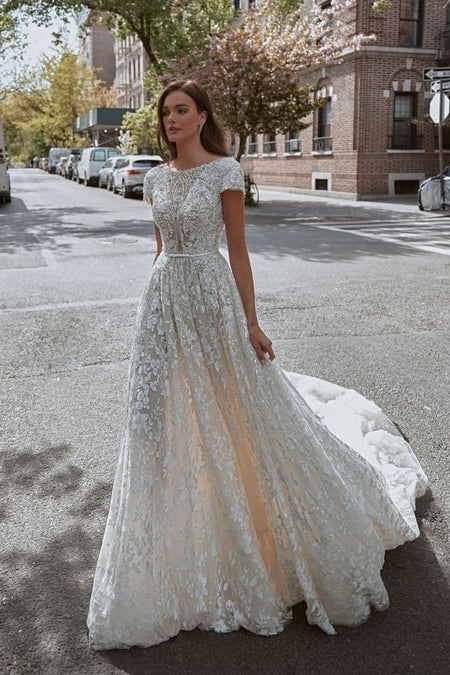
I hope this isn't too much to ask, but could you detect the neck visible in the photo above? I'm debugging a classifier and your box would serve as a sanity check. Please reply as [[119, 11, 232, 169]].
[[174, 138, 210, 169]]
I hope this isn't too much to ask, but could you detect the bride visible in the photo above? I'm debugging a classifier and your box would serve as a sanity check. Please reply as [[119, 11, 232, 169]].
[[87, 79, 428, 650]]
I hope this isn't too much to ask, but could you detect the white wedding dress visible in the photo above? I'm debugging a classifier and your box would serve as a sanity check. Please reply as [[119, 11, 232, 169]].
[[87, 157, 427, 650]]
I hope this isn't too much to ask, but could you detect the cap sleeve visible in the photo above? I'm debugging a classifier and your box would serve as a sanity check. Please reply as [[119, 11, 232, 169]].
[[143, 168, 155, 204], [220, 159, 245, 194]]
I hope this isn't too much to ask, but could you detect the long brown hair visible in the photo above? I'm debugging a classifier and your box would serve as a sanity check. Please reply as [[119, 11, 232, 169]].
[[156, 80, 229, 160]]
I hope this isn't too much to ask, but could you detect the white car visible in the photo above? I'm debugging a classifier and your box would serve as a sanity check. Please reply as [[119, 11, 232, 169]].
[[0, 162, 10, 203], [98, 155, 123, 190], [112, 154, 163, 198], [0, 151, 10, 204], [77, 146, 121, 187]]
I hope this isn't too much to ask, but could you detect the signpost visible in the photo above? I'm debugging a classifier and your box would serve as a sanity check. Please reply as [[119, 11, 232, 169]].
[[431, 80, 450, 93], [424, 68, 450, 209]]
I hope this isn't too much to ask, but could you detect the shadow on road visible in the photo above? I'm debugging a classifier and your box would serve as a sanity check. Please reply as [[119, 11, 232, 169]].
[[0, 204, 420, 266], [0, 459, 448, 675]]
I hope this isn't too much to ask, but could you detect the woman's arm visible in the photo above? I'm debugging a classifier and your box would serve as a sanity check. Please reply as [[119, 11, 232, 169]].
[[222, 189, 275, 363]]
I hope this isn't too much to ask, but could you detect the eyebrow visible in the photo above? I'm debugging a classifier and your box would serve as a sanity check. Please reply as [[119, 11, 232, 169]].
[[162, 103, 191, 110]]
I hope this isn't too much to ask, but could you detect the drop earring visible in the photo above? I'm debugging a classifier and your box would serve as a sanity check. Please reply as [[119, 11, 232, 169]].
[[198, 124, 204, 136]]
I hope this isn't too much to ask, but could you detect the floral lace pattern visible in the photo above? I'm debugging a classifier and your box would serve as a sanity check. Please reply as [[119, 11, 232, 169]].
[[87, 157, 427, 650]]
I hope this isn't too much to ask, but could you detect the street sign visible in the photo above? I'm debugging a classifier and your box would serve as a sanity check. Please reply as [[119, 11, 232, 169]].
[[430, 92, 450, 124], [431, 79, 450, 93], [424, 67, 450, 80]]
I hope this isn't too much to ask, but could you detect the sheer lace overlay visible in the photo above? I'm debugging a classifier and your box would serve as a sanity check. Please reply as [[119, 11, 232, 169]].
[[87, 157, 428, 650]]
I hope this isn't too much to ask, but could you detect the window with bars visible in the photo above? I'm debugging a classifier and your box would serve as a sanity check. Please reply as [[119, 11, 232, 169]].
[[390, 93, 419, 149], [313, 98, 332, 152], [398, 0, 423, 48], [263, 133, 277, 154], [247, 133, 258, 155], [284, 131, 301, 154]]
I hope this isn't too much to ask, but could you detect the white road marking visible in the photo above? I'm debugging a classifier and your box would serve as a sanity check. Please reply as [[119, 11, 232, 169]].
[[313, 220, 450, 256]]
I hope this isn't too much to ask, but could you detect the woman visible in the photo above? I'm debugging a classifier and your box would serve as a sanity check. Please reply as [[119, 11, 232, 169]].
[[87, 80, 427, 650]]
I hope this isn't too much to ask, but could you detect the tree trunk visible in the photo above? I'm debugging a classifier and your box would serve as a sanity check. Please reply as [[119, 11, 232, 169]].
[[235, 133, 247, 162], [139, 33, 160, 69]]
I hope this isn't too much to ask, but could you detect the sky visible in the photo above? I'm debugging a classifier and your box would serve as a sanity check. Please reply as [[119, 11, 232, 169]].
[[24, 20, 79, 64], [2, 18, 79, 81]]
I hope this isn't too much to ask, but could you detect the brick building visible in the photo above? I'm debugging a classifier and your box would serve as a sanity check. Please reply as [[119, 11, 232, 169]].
[[241, 0, 450, 199], [77, 10, 116, 88]]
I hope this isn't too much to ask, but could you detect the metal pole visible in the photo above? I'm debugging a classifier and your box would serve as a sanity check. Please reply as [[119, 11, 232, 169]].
[[439, 79, 446, 210]]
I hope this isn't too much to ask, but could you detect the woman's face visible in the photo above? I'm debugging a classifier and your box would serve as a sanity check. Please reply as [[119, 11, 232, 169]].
[[161, 90, 207, 145]]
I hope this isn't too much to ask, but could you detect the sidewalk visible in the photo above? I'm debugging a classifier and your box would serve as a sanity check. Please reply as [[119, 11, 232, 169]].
[[258, 185, 450, 217]]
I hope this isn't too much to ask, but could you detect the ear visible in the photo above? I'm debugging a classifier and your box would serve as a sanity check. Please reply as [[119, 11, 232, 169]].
[[200, 110, 208, 124]]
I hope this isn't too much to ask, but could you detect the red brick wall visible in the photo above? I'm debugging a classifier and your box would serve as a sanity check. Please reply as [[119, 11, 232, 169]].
[[242, 0, 449, 198]]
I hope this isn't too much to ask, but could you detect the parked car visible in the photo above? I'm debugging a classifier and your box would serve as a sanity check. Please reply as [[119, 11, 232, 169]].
[[418, 168, 450, 211], [64, 151, 81, 180], [48, 147, 70, 174], [56, 156, 69, 176], [77, 146, 120, 187], [0, 157, 10, 203], [0, 119, 11, 203], [112, 154, 163, 198], [98, 155, 123, 190]]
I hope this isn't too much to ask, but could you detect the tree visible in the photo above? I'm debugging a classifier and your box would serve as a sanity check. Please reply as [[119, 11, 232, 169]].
[[0, 0, 235, 72], [0, 52, 115, 159], [121, 104, 159, 154], [167, 0, 373, 161]]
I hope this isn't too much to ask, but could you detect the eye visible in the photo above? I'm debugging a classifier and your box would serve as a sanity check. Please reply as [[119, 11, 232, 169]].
[[178, 108, 188, 114], [161, 109, 169, 117]]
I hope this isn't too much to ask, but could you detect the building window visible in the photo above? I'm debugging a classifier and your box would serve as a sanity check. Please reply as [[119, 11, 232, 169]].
[[390, 93, 421, 149], [398, 0, 423, 48], [320, 0, 333, 36], [313, 98, 332, 152], [248, 133, 258, 155], [263, 133, 277, 154], [285, 130, 301, 154]]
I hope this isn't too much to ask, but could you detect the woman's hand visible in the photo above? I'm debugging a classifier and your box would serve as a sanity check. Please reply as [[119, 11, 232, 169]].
[[248, 324, 275, 364]]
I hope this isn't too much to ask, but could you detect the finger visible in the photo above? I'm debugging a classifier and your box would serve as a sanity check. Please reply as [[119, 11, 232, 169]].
[[254, 344, 266, 363], [265, 343, 276, 361]]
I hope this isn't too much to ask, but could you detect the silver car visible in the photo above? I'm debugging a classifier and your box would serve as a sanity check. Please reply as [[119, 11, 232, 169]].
[[112, 154, 163, 198], [98, 155, 123, 190]]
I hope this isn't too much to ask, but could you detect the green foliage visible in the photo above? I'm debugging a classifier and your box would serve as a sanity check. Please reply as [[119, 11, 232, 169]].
[[121, 104, 159, 154], [0, 0, 235, 71], [0, 51, 115, 160]]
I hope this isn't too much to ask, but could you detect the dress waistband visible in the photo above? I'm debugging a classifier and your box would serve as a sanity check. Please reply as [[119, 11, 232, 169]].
[[163, 251, 217, 258]]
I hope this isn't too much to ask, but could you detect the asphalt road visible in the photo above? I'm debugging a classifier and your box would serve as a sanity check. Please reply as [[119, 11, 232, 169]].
[[0, 169, 449, 675]]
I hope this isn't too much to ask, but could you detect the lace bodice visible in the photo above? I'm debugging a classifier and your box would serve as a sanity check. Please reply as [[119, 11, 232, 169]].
[[143, 156, 245, 255]]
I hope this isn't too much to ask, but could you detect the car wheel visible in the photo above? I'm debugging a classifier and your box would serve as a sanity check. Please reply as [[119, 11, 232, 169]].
[[112, 181, 118, 194], [106, 178, 111, 191], [122, 182, 132, 198], [5, 193, 11, 203], [84, 174, 89, 187]]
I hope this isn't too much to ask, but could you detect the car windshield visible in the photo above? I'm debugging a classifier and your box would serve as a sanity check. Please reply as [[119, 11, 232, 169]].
[[132, 160, 160, 167]]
